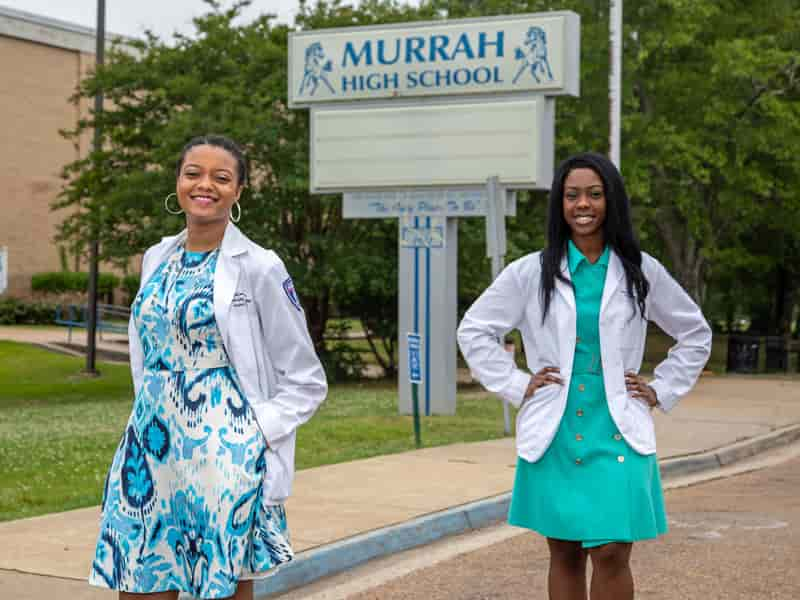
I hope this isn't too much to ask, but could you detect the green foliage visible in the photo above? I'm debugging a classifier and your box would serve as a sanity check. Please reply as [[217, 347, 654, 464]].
[[55, 0, 800, 360], [58, 246, 69, 272], [55, 0, 438, 374], [0, 299, 55, 325], [30, 272, 120, 296], [121, 274, 140, 306], [332, 220, 399, 376], [621, 0, 800, 328]]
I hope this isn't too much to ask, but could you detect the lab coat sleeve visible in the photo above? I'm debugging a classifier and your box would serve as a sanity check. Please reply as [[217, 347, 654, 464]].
[[646, 258, 712, 412], [457, 260, 532, 409], [251, 257, 328, 445]]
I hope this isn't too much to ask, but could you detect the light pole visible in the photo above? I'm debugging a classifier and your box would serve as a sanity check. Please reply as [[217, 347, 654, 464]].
[[609, 0, 622, 168], [85, 0, 105, 375]]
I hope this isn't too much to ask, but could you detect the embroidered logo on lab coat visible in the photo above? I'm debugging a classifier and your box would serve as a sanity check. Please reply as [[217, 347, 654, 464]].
[[282, 277, 302, 311], [232, 292, 251, 307]]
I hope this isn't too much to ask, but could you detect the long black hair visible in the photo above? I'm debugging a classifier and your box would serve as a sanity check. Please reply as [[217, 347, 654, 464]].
[[540, 152, 649, 322]]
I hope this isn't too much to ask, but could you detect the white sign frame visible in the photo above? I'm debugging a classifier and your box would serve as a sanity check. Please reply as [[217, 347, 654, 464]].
[[289, 11, 580, 107], [343, 188, 517, 219]]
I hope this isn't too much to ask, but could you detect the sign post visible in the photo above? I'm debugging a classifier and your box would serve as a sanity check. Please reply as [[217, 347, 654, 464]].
[[0, 247, 7, 296], [407, 332, 423, 447], [485, 176, 511, 434]]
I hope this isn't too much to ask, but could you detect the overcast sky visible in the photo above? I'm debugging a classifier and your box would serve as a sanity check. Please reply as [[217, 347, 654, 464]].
[[0, 0, 303, 40]]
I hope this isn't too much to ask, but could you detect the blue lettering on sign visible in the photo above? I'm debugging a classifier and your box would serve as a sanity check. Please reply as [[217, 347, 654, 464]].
[[377, 39, 401, 65], [343, 41, 372, 67], [408, 333, 422, 383], [478, 31, 504, 58], [429, 34, 449, 61], [324, 30, 514, 96], [407, 66, 503, 89], [406, 36, 426, 63], [341, 31, 506, 68], [342, 72, 401, 92], [451, 33, 476, 60], [473, 66, 492, 84]]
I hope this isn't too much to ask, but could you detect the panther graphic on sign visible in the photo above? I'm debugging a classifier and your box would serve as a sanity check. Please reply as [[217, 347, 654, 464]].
[[513, 26, 554, 85], [299, 42, 335, 96]]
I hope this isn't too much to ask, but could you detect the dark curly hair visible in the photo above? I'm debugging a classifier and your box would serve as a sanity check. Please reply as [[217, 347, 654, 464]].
[[175, 134, 248, 186]]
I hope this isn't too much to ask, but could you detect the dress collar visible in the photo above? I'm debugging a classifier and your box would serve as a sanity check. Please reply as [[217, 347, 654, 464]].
[[567, 240, 610, 273]]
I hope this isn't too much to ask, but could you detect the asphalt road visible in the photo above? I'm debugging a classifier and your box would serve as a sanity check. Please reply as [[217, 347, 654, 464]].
[[335, 456, 800, 600]]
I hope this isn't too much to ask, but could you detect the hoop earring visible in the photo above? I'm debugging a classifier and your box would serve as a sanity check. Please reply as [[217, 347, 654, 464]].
[[230, 201, 241, 223], [164, 193, 183, 215]]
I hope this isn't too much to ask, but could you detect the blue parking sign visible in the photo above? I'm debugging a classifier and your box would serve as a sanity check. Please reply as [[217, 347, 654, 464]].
[[407, 333, 422, 383]]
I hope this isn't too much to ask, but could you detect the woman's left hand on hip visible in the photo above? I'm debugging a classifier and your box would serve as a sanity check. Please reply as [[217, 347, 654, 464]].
[[625, 371, 659, 409]]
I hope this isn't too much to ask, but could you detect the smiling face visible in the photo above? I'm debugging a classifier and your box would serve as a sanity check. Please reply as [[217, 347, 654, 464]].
[[176, 144, 242, 226], [562, 167, 607, 245]]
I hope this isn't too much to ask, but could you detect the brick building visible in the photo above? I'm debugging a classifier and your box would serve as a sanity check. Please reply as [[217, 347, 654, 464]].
[[0, 6, 103, 298]]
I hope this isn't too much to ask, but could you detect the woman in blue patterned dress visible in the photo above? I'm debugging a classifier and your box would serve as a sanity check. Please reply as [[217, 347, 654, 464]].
[[89, 135, 328, 600], [458, 153, 711, 599]]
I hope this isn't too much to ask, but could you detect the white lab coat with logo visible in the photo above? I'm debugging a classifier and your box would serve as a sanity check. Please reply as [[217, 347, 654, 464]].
[[128, 223, 328, 504], [457, 249, 711, 462]]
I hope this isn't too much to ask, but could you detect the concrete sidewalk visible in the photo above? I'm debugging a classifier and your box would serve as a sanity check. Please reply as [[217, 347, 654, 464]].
[[0, 325, 129, 363], [1, 333, 799, 597]]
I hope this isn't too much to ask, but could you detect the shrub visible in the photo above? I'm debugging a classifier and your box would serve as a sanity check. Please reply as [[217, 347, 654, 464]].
[[31, 272, 120, 301], [0, 299, 55, 325], [122, 275, 141, 306]]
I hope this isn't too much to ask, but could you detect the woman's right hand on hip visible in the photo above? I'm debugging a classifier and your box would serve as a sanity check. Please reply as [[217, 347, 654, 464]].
[[524, 366, 563, 399]]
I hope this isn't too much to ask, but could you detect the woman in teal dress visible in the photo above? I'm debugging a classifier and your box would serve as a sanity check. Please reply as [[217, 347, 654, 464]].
[[458, 152, 712, 599]]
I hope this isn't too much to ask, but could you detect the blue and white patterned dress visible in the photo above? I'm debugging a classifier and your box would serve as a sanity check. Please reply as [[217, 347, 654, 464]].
[[89, 246, 293, 598]]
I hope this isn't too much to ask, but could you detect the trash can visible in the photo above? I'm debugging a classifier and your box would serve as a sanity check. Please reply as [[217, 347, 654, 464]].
[[765, 336, 788, 372], [726, 335, 760, 373]]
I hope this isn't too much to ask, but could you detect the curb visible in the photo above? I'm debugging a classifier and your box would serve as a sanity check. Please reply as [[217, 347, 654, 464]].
[[659, 422, 800, 478], [257, 423, 800, 598], [255, 493, 512, 598]]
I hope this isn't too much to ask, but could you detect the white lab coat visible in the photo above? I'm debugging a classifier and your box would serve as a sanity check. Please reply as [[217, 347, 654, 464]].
[[457, 249, 711, 462], [128, 223, 328, 504]]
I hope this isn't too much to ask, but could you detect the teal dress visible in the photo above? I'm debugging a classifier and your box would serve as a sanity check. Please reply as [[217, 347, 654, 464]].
[[508, 242, 667, 547]]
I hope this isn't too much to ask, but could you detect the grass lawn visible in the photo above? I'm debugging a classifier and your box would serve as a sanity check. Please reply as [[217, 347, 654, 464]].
[[0, 326, 779, 522], [0, 341, 510, 522]]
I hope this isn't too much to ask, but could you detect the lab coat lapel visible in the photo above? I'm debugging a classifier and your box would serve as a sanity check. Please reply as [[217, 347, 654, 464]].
[[600, 250, 625, 316], [554, 255, 577, 372], [554, 255, 575, 310], [142, 231, 185, 283], [214, 224, 247, 352]]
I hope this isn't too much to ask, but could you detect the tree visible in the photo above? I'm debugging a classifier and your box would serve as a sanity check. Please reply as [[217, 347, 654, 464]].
[[623, 0, 800, 311], [57, 0, 800, 370], [56, 0, 434, 373]]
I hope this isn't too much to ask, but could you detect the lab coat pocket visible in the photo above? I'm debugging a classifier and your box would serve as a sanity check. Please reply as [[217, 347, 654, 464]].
[[263, 435, 295, 503], [515, 383, 561, 457], [625, 392, 656, 451]]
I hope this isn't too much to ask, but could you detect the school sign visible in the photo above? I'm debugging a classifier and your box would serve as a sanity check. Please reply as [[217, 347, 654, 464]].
[[289, 13, 580, 417], [289, 13, 580, 106]]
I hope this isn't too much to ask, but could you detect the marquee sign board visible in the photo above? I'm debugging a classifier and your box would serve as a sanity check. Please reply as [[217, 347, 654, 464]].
[[311, 97, 554, 192], [289, 12, 580, 107]]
